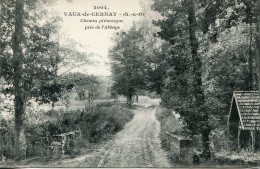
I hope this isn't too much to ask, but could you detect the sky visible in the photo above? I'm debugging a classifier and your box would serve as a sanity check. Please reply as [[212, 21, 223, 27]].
[[52, 0, 145, 76]]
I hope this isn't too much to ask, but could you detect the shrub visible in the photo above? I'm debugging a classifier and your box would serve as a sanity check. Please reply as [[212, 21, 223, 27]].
[[155, 107, 184, 150], [1, 103, 133, 160], [0, 116, 15, 159]]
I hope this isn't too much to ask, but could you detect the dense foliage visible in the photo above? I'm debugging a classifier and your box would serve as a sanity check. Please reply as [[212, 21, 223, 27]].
[[0, 102, 133, 159], [0, 0, 94, 160], [109, 25, 147, 104], [61, 73, 100, 102], [110, 0, 260, 159]]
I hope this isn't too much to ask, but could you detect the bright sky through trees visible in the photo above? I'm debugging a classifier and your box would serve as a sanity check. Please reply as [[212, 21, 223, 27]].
[[52, 0, 143, 76]]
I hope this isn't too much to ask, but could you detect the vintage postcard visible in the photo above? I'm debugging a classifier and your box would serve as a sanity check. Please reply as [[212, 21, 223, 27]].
[[0, 0, 260, 168]]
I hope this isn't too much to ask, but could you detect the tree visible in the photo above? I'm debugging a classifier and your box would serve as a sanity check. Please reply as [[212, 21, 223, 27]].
[[0, 0, 62, 160], [219, 0, 258, 90], [151, 0, 260, 156], [256, 0, 260, 112], [150, 0, 260, 158], [57, 37, 94, 76], [187, 1, 211, 158], [204, 0, 260, 110], [12, 0, 25, 160], [109, 25, 147, 105], [152, 0, 213, 158], [62, 73, 99, 102], [204, 24, 255, 111], [135, 1, 166, 96]]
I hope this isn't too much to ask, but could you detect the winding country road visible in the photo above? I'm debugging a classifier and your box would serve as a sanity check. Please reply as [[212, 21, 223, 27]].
[[97, 105, 171, 168], [48, 98, 171, 168]]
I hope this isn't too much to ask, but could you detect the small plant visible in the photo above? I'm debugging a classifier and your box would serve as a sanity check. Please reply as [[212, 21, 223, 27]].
[[0, 102, 134, 161]]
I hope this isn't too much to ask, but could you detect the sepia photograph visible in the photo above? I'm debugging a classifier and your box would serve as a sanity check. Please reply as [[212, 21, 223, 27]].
[[0, 0, 260, 168]]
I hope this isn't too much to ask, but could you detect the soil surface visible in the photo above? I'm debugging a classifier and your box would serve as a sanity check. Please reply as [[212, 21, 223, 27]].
[[49, 99, 171, 167], [2, 98, 172, 168], [97, 106, 170, 168]]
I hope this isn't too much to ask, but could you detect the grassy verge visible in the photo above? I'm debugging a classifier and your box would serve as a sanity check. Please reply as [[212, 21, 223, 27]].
[[155, 106, 183, 151], [0, 102, 134, 161], [155, 106, 260, 167]]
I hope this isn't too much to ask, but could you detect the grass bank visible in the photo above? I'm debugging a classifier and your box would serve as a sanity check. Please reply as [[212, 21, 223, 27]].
[[155, 106, 260, 167], [155, 106, 183, 152], [0, 102, 134, 161]]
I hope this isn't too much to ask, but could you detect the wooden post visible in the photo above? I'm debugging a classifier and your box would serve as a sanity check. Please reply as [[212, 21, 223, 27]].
[[253, 125, 256, 152], [227, 122, 230, 152], [250, 130, 255, 152], [256, 0, 260, 113], [237, 127, 241, 149]]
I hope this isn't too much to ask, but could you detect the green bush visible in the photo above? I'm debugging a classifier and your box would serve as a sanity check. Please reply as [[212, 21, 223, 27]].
[[1, 103, 134, 160], [209, 127, 229, 153], [155, 107, 184, 150], [0, 117, 15, 159]]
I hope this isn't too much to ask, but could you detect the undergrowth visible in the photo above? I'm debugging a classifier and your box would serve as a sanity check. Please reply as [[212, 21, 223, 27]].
[[155, 106, 260, 167], [0, 102, 134, 160], [155, 107, 183, 150]]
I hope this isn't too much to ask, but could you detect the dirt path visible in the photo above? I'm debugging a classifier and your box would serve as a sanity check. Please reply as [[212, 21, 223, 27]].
[[48, 101, 171, 168], [97, 106, 171, 168]]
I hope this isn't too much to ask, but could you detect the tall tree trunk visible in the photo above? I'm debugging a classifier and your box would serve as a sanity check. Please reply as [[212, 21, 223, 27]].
[[186, 1, 211, 158], [52, 101, 55, 109], [127, 95, 132, 105], [248, 23, 253, 90], [13, 0, 25, 161], [256, 0, 260, 113]]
